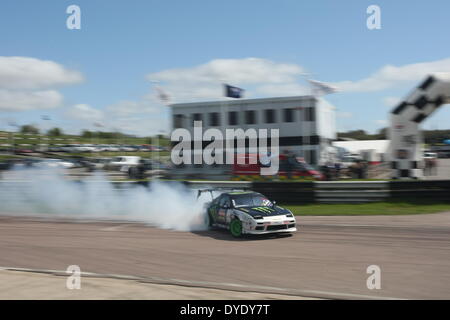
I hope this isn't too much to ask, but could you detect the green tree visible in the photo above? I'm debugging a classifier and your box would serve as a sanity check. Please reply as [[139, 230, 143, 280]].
[[47, 127, 63, 136], [81, 130, 94, 138], [20, 125, 39, 134]]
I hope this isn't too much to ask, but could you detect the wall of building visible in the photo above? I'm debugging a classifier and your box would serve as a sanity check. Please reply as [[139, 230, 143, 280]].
[[170, 96, 337, 167]]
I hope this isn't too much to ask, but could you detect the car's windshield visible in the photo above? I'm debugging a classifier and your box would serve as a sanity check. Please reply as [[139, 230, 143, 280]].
[[231, 193, 272, 207]]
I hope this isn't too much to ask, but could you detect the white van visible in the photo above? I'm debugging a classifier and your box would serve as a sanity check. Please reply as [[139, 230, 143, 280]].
[[105, 156, 141, 171]]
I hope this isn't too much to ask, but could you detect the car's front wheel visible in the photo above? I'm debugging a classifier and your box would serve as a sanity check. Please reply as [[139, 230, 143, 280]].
[[230, 219, 243, 238]]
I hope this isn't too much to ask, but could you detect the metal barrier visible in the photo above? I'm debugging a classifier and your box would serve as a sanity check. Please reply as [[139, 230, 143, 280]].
[[390, 180, 450, 202], [315, 181, 389, 204], [1, 179, 449, 205]]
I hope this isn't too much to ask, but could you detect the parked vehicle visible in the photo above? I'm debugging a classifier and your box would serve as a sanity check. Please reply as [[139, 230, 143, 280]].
[[104, 156, 141, 171], [84, 157, 112, 171], [424, 152, 438, 159], [232, 153, 323, 181], [127, 159, 169, 179]]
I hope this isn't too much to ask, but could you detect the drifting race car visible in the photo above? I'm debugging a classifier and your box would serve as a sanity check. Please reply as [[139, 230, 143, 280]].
[[200, 189, 297, 237]]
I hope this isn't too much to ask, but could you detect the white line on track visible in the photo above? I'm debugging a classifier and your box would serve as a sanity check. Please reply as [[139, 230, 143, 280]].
[[0, 266, 405, 300]]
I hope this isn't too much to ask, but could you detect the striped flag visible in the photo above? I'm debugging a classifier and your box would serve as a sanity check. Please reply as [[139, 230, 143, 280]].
[[307, 79, 338, 96], [155, 86, 170, 105]]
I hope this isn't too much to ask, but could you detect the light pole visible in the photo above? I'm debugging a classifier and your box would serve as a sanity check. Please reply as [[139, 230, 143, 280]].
[[40, 115, 51, 152], [7, 121, 19, 154]]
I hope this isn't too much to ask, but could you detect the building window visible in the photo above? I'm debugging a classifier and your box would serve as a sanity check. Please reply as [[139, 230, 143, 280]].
[[209, 112, 220, 126], [228, 111, 238, 125], [265, 109, 276, 123], [304, 107, 315, 121], [245, 110, 256, 124], [173, 114, 184, 128], [308, 150, 317, 165], [283, 108, 294, 122], [192, 113, 202, 125]]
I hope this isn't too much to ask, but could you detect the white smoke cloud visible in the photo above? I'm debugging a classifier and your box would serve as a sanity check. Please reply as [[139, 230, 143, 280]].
[[0, 168, 209, 232]]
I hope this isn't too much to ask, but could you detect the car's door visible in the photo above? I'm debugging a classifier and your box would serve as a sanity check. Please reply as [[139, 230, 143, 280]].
[[217, 195, 232, 225], [208, 195, 221, 223]]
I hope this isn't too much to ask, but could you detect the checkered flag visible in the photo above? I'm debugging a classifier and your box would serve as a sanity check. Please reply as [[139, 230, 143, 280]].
[[389, 73, 450, 179]]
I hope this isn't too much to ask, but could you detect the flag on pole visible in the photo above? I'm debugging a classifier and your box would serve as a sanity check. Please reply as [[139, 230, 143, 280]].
[[155, 86, 171, 105], [224, 84, 244, 98], [307, 79, 338, 97]]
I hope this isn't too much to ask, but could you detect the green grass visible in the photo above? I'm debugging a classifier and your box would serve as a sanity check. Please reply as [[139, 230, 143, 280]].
[[0, 131, 171, 147], [284, 201, 450, 216], [0, 155, 23, 160]]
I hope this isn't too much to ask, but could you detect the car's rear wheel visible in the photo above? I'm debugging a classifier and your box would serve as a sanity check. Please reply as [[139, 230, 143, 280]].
[[230, 219, 243, 237]]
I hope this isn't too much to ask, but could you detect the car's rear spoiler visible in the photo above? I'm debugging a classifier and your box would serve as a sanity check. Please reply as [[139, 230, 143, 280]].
[[196, 187, 249, 200]]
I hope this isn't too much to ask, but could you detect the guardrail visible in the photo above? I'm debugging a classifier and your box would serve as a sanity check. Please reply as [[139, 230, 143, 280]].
[[315, 181, 389, 204], [1, 179, 449, 204], [390, 180, 450, 202]]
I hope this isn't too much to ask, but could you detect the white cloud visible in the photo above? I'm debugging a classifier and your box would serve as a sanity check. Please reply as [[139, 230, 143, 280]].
[[337, 111, 353, 119], [105, 94, 160, 118], [65, 104, 104, 121], [65, 101, 167, 136], [0, 89, 63, 111], [255, 83, 310, 97], [147, 58, 307, 102], [383, 96, 401, 107], [333, 57, 450, 92], [148, 57, 304, 84], [374, 119, 387, 126], [105, 116, 168, 136], [0, 56, 84, 112], [0, 56, 83, 90]]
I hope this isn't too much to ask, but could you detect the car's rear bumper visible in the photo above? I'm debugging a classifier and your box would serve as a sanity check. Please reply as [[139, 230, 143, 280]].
[[245, 226, 297, 235]]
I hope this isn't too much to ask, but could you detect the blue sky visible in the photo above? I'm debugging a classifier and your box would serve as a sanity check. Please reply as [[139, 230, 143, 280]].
[[1, 0, 450, 135]]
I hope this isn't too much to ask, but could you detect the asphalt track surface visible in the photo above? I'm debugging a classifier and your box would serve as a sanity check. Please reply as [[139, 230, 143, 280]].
[[1, 213, 450, 299]]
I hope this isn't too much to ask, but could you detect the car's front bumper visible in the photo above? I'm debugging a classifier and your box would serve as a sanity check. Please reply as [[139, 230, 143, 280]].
[[244, 226, 297, 235]]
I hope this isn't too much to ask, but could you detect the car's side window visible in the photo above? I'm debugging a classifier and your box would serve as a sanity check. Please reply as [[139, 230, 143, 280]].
[[224, 196, 231, 208], [213, 195, 222, 206], [218, 195, 229, 208], [219, 195, 231, 208], [218, 196, 225, 207]]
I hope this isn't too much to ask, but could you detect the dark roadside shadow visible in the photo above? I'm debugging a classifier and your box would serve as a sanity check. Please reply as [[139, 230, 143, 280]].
[[191, 228, 294, 241]]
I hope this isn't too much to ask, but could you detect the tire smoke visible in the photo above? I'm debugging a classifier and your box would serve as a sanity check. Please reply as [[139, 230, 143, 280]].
[[0, 167, 210, 231]]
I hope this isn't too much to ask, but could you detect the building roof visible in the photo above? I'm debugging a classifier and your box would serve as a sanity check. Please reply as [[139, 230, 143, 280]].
[[170, 95, 316, 109], [332, 140, 390, 154]]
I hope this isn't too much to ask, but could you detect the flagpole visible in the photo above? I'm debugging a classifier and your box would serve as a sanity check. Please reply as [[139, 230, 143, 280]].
[[220, 80, 227, 160]]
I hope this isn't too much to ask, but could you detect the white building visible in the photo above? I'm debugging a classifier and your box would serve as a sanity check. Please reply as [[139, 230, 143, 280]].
[[170, 95, 337, 168], [332, 140, 390, 163]]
